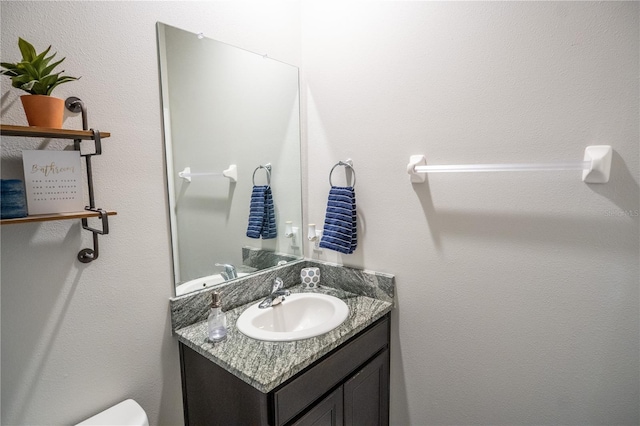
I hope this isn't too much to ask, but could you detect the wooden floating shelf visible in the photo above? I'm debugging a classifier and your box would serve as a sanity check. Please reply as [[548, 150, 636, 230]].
[[1, 116, 114, 262], [0, 124, 110, 140], [1, 210, 117, 225]]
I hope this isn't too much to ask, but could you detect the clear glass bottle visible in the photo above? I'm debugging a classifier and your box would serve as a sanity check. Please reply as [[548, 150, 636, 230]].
[[207, 291, 227, 342]]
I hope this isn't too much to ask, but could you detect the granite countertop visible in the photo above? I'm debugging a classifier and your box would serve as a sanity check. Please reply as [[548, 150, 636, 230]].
[[174, 285, 393, 393]]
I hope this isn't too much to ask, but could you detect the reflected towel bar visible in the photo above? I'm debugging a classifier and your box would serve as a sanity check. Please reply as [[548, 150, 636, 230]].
[[178, 165, 238, 183], [407, 145, 612, 184]]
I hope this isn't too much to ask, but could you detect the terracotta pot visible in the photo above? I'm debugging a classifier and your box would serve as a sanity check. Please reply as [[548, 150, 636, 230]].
[[20, 95, 64, 128]]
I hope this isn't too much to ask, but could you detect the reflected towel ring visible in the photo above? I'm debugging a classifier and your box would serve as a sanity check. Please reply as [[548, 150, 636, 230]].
[[252, 163, 272, 186], [329, 160, 356, 187]]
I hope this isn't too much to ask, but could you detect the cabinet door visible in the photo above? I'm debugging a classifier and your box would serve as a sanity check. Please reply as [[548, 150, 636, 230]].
[[179, 343, 269, 426], [343, 349, 390, 426], [274, 317, 389, 425], [292, 387, 343, 426]]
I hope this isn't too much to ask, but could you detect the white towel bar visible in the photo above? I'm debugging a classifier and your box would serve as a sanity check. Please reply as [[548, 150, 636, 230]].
[[407, 145, 612, 184], [178, 165, 238, 183]]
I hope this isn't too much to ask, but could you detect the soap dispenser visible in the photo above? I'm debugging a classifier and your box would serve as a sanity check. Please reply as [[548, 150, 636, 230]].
[[208, 291, 227, 342]]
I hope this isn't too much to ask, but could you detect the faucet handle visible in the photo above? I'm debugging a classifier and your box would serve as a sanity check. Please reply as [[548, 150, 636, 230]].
[[216, 263, 238, 280], [271, 288, 290, 306]]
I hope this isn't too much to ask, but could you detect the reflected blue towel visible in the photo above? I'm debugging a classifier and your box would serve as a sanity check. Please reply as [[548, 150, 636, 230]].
[[246, 185, 277, 239], [319, 186, 357, 254]]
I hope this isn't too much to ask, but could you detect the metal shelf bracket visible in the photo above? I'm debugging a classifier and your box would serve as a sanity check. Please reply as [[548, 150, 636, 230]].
[[67, 97, 111, 263]]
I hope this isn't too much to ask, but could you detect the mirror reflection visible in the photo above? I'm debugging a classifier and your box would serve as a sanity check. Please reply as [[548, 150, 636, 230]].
[[157, 23, 303, 296]]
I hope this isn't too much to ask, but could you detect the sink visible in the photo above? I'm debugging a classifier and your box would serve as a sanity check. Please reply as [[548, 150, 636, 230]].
[[236, 293, 349, 341], [175, 272, 249, 296]]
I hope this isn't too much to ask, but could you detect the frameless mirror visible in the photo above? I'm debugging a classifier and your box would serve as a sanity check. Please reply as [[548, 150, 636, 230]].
[[157, 23, 303, 296]]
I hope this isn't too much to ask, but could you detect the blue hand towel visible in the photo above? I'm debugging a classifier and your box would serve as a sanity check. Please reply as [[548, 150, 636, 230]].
[[246, 185, 277, 239], [319, 186, 357, 254]]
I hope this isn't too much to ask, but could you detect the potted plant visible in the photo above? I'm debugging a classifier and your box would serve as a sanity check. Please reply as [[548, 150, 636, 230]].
[[1, 38, 79, 128]]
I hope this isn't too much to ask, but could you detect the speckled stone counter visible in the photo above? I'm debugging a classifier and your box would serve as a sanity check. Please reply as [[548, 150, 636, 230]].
[[170, 260, 394, 393], [175, 286, 392, 392]]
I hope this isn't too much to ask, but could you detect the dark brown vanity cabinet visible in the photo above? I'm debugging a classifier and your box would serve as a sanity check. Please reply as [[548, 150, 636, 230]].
[[179, 314, 390, 426]]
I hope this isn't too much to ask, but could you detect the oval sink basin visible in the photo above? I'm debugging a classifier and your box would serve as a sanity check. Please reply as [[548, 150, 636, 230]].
[[176, 272, 249, 296], [236, 293, 349, 341]]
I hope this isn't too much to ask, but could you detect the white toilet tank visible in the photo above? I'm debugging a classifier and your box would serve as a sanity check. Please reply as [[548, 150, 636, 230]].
[[76, 399, 149, 426]]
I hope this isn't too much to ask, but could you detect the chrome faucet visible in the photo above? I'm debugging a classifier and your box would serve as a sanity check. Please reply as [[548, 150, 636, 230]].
[[259, 277, 290, 309], [215, 263, 237, 281]]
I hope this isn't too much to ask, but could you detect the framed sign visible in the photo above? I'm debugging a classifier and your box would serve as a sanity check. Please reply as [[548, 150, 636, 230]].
[[22, 150, 84, 215]]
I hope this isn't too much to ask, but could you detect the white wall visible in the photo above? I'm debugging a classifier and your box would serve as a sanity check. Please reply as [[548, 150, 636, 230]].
[[301, 2, 639, 425], [2, 2, 638, 426], [0, 2, 300, 425]]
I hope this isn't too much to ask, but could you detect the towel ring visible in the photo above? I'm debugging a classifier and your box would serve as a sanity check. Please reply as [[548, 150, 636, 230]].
[[252, 163, 272, 186], [329, 160, 356, 187]]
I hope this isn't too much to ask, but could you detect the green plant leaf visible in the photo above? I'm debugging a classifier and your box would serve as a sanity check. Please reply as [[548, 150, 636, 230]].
[[46, 75, 79, 95], [19, 80, 36, 93], [30, 81, 46, 95], [1, 62, 20, 71], [32, 45, 52, 74], [0, 63, 21, 77], [20, 62, 38, 79], [41, 57, 65, 77], [18, 38, 36, 62], [41, 52, 57, 68], [11, 74, 31, 84], [32, 73, 57, 95], [33, 45, 51, 63], [40, 73, 58, 88], [47, 76, 79, 95]]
